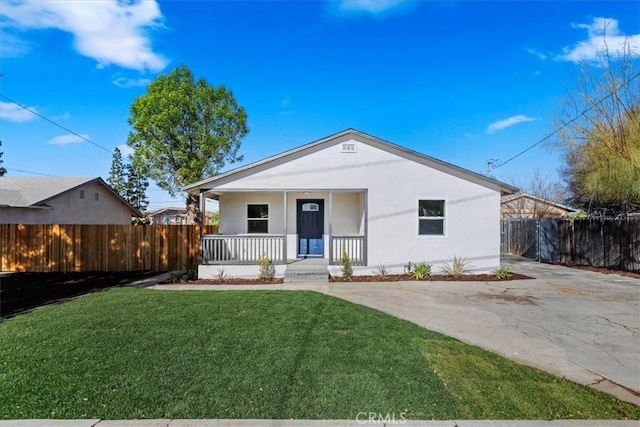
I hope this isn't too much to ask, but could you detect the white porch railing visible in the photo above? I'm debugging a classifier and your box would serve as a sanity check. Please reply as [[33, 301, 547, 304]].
[[331, 235, 366, 266], [201, 235, 285, 264]]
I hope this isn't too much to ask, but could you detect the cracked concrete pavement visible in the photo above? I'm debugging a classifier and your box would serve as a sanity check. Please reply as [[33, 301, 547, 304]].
[[151, 259, 640, 404]]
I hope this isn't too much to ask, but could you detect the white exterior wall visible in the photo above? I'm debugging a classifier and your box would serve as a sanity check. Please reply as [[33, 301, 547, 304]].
[[0, 182, 134, 224], [213, 138, 501, 273]]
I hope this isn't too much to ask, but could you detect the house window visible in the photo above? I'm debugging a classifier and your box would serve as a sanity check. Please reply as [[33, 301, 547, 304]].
[[418, 200, 445, 235], [79, 190, 85, 199], [247, 204, 269, 233], [94, 193, 99, 202]]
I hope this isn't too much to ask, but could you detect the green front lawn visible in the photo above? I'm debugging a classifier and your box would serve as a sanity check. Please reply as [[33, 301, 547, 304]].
[[1, 288, 638, 420]]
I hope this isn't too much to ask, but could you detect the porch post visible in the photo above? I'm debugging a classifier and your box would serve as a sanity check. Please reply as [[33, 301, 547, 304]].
[[199, 191, 206, 228], [199, 191, 205, 264], [328, 190, 333, 264], [363, 190, 368, 266], [283, 191, 288, 264]]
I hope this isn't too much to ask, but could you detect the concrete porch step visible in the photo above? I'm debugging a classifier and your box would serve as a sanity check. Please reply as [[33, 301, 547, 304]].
[[284, 258, 329, 284]]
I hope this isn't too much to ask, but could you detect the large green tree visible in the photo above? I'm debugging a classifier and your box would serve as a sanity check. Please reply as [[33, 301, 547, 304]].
[[127, 65, 248, 223], [552, 41, 640, 212]]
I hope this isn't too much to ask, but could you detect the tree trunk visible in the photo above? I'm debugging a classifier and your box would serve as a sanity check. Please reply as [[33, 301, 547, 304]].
[[186, 193, 200, 224]]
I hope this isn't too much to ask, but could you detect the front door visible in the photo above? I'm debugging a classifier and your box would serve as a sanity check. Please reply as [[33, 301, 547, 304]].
[[297, 199, 324, 257]]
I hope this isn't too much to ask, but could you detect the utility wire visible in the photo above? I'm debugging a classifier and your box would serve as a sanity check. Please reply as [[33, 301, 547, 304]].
[[0, 94, 114, 154], [491, 70, 640, 170], [5, 168, 59, 177]]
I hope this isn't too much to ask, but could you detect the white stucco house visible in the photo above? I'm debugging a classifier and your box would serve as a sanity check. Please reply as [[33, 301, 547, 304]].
[[185, 129, 518, 278], [0, 177, 140, 224]]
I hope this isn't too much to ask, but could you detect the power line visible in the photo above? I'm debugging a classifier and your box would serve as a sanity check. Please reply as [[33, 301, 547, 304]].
[[5, 168, 59, 177], [0, 94, 114, 154], [489, 70, 640, 171]]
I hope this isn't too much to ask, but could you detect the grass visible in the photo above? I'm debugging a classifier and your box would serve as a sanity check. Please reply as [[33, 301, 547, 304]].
[[1, 288, 638, 420]]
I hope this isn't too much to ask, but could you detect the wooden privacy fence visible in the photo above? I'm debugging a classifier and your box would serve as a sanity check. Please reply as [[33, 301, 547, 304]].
[[0, 224, 217, 272], [501, 218, 640, 273], [556, 219, 640, 272]]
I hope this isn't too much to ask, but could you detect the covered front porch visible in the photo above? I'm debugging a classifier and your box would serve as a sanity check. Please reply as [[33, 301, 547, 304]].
[[198, 189, 368, 268]]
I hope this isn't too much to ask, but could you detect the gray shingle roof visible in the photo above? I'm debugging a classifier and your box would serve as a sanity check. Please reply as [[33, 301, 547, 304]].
[[0, 177, 97, 207]]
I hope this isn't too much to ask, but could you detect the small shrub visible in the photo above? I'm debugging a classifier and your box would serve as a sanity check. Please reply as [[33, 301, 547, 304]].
[[258, 253, 275, 281], [493, 266, 513, 280], [374, 264, 390, 277], [411, 262, 432, 280], [169, 272, 186, 283], [341, 250, 353, 278], [215, 268, 229, 281], [184, 259, 198, 281], [439, 256, 472, 279]]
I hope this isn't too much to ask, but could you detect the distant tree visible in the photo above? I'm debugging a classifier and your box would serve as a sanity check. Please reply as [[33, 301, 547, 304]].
[[124, 163, 149, 212], [0, 140, 6, 176], [127, 65, 248, 223], [551, 38, 640, 212], [107, 147, 126, 196]]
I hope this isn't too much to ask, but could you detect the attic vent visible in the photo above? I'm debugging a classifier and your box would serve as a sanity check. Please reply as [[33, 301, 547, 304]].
[[341, 142, 357, 153]]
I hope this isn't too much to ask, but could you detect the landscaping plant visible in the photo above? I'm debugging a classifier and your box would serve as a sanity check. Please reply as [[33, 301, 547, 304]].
[[341, 250, 353, 278], [215, 268, 229, 281], [258, 253, 275, 280], [411, 262, 432, 280], [373, 264, 390, 278], [439, 256, 472, 279], [492, 266, 513, 280]]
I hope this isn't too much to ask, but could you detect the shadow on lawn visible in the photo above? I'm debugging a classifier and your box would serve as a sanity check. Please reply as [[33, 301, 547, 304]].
[[0, 271, 163, 318]]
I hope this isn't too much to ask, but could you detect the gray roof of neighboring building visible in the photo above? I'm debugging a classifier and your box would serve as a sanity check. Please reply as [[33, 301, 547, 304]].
[[501, 192, 578, 212], [0, 176, 141, 215]]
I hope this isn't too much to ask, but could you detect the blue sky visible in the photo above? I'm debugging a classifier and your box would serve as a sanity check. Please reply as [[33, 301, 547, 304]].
[[1, 0, 639, 210]]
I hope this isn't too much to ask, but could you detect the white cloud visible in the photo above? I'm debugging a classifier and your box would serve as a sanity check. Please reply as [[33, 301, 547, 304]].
[[335, 0, 409, 14], [47, 134, 89, 146], [524, 47, 548, 60], [116, 144, 135, 157], [112, 76, 151, 88], [559, 17, 640, 63], [1, 0, 168, 71], [0, 101, 37, 122], [486, 115, 536, 134]]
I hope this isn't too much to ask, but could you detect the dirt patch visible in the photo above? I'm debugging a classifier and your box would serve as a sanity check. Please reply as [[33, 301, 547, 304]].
[[551, 262, 640, 279], [0, 271, 162, 318], [330, 273, 533, 283], [474, 292, 538, 305]]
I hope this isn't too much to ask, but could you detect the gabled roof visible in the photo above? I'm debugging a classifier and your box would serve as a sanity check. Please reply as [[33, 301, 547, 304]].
[[0, 176, 141, 215], [501, 192, 578, 212], [184, 129, 519, 195]]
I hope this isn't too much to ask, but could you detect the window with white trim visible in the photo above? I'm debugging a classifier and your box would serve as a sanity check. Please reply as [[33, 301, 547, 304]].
[[418, 200, 445, 235], [247, 204, 269, 233]]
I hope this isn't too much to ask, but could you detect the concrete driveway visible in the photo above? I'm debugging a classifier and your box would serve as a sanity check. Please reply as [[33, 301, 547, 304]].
[[318, 260, 640, 404]]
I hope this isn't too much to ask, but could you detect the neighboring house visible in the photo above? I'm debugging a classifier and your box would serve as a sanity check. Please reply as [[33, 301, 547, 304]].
[[148, 207, 190, 225], [185, 129, 518, 278], [148, 207, 218, 225], [501, 192, 577, 219], [0, 177, 140, 224]]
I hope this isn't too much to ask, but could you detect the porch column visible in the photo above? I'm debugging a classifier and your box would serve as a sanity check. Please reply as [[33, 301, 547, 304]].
[[328, 190, 333, 264], [283, 191, 288, 263], [199, 191, 206, 228], [363, 190, 368, 266]]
